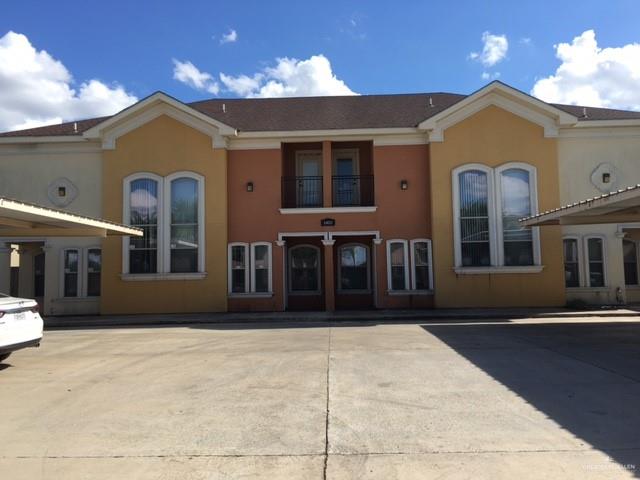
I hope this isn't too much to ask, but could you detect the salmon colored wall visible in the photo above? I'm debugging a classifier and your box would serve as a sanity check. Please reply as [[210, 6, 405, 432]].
[[101, 115, 228, 314], [429, 105, 565, 308], [227, 144, 433, 310]]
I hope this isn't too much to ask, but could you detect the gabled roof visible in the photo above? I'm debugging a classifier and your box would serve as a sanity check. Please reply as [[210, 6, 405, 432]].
[[1, 82, 639, 138]]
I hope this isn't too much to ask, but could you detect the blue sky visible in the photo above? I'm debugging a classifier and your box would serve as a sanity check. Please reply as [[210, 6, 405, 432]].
[[1, 0, 639, 131]]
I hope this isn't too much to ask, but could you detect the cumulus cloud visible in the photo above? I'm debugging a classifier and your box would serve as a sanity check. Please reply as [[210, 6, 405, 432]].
[[172, 59, 220, 94], [0, 31, 137, 132], [219, 29, 238, 44], [469, 31, 509, 67], [531, 30, 640, 110], [220, 54, 357, 98]]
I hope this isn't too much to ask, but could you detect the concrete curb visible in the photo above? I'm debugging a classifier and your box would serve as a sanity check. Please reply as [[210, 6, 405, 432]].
[[43, 308, 640, 329]]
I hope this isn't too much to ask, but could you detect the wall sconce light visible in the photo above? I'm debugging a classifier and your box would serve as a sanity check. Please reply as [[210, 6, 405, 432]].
[[58, 186, 67, 197], [602, 173, 611, 184], [400, 180, 408, 190], [246, 181, 254, 192]]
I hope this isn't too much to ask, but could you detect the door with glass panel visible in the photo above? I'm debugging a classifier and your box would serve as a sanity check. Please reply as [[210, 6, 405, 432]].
[[332, 149, 360, 206], [295, 151, 322, 207], [335, 240, 373, 309], [287, 243, 324, 310]]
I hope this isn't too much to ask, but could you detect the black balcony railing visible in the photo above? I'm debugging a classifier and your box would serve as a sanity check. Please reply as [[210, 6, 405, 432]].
[[332, 175, 374, 207], [282, 176, 323, 208]]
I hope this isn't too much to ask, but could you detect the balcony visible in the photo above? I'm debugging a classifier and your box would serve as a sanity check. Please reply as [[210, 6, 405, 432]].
[[281, 175, 375, 209], [332, 175, 374, 207], [282, 176, 323, 208]]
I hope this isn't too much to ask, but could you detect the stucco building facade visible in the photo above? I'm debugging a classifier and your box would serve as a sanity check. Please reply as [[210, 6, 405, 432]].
[[1, 81, 639, 314]]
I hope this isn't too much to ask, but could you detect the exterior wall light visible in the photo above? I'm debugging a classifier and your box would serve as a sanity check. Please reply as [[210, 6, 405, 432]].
[[400, 180, 408, 190], [246, 182, 254, 192], [602, 173, 611, 184]]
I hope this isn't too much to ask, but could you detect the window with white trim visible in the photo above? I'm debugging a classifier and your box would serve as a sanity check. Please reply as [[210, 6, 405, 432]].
[[562, 238, 580, 288], [387, 240, 409, 291], [228, 242, 273, 294], [61, 247, 102, 297], [123, 172, 205, 275], [86, 248, 102, 297], [169, 176, 199, 273], [453, 163, 539, 268], [128, 176, 160, 274], [585, 236, 606, 287], [63, 249, 80, 297], [251, 242, 272, 293], [411, 239, 433, 291], [623, 239, 639, 286], [229, 243, 248, 293]]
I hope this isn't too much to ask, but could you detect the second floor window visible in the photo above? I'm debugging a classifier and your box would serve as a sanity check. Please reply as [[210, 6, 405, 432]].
[[453, 163, 539, 268], [124, 172, 204, 275]]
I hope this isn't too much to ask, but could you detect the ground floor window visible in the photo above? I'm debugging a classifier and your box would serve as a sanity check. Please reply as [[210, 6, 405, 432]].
[[623, 239, 639, 286], [289, 245, 320, 293], [586, 237, 605, 288], [338, 244, 370, 291], [61, 247, 101, 298], [387, 239, 433, 293], [563, 238, 580, 288], [228, 242, 273, 294]]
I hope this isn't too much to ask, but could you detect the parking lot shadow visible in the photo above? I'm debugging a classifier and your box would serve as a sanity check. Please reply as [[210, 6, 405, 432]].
[[421, 321, 640, 476]]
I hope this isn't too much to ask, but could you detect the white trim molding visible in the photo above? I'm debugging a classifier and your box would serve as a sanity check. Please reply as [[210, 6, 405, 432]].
[[419, 81, 577, 142], [83, 91, 236, 149], [279, 206, 377, 214]]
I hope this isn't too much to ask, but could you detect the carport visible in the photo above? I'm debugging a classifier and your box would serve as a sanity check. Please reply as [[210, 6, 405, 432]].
[[520, 184, 640, 227], [0, 196, 141, 297]]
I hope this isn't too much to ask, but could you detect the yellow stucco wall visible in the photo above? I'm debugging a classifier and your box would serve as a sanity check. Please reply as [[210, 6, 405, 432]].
[[430, 105, 565, 308], [101, 114, 227, 314]]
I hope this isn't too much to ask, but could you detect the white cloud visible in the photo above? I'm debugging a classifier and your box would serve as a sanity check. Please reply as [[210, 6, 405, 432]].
[[220, 55, 357, 98], [481, 71, 501, 81], [220, 29, 238, 45], [172, 59, 220, 94], [520, 37, 532, 46], [0, 31, 137, 132], [531, 30, 640, 110], [469, 31, 509, 67]]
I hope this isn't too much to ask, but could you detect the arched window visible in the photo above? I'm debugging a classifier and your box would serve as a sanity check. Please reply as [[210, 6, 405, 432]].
[[498, 167, 533, 266], [125, 173, 162, 274], [169, 176, 199, 273], [123, 171, 204, 276], [289, 245, 321, 293], [452, 163, 540, 269], [338, 243, 370, 291]]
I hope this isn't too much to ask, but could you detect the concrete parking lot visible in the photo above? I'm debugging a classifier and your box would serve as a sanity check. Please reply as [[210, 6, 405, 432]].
[[1, 318, 639, 479]]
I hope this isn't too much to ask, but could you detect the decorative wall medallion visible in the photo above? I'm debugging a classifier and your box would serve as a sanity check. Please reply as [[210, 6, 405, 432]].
[[590, 162, 620, 194], [47, 177, 78, 207]]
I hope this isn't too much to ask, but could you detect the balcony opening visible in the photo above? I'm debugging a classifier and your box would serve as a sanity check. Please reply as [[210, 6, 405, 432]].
[[332, 141, 374, 207]]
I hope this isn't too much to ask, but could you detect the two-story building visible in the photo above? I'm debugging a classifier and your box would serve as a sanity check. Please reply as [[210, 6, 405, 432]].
[[1, 81, 639, 315]]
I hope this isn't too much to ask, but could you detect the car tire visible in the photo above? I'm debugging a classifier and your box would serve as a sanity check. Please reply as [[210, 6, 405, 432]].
[[0, 353, 11, 363]]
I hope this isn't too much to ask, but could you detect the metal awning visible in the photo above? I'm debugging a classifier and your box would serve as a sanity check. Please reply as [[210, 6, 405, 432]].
[[0, 197, 142, 237], [520, 185, 640, 227]]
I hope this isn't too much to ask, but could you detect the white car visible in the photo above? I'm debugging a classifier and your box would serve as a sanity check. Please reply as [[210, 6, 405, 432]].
[[0, 293, 43, 363]]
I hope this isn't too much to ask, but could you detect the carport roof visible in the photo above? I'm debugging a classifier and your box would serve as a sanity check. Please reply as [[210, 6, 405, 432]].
[[520, 184, 640, 226], [0, 197, 142, 237]]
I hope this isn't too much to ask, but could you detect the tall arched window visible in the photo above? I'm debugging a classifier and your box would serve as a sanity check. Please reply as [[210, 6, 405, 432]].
[[126, 174, 161, 274], [498, 167, 534, 266], [452, 163, 539, 270], [338, 244, 370, 291], [123, 171, 204, 276], [289, 245, 321, 293], [455, 166, 493, 267], [169, 176, 199, 273]]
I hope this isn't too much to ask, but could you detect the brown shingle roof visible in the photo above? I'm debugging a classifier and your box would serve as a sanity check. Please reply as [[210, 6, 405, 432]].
[[1, 91, 639, 138]]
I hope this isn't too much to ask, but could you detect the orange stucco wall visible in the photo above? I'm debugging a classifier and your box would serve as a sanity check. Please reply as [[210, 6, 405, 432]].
[[227, 144, 433, 311]]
